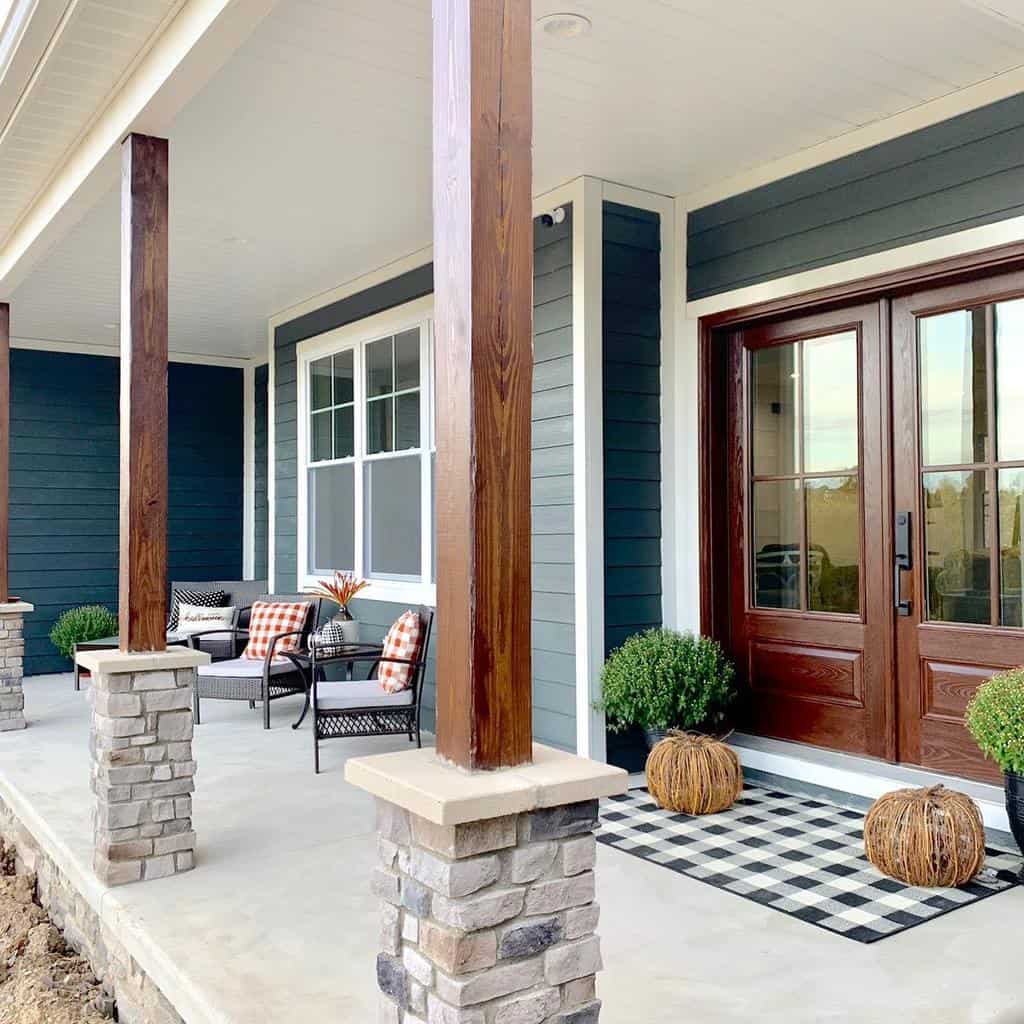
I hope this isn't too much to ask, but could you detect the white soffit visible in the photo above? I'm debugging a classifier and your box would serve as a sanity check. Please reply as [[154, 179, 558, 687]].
[[6, 0, 1024, 358]]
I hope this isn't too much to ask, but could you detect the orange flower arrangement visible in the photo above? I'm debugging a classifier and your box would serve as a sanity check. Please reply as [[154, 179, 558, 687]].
[[307, 571, 368, 610]]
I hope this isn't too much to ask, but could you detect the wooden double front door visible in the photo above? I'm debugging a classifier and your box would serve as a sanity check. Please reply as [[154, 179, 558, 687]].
[[725, 271, 1024, 783]]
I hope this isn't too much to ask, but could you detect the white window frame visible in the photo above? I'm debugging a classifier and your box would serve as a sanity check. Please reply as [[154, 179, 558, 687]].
[[297, 295, 435, 605]]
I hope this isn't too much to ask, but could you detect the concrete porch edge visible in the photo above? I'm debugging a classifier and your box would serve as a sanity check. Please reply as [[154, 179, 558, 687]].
[[0, 746, 223, 1024]]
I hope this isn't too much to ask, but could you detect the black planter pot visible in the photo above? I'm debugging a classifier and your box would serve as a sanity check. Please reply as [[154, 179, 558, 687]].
[[1006, 772, 1024, 864], [643, 727, 668, 750]]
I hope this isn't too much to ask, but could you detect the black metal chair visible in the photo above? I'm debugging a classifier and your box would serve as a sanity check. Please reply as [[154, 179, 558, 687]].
[[188, 595, 321, 729], [311, 606, 434, 773]]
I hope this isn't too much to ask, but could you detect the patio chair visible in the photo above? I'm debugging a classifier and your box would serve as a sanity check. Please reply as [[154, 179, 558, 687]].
[[187, 595, 321, 729], [311, 606, 433, 773]]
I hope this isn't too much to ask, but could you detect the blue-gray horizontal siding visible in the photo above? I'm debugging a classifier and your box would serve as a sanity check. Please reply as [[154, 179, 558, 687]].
[[687, 92, 1024, 299], [11, 351, 244, 676], [531, 206, 576, 752], [272, 210, 576, 751], [253, 363, 269, 581], [603, 201, 663, 655]]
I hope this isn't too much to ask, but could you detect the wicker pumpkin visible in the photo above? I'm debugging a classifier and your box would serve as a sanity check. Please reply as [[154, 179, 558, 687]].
[[646, 731, 743, 815], [863, 785, 985, 887]]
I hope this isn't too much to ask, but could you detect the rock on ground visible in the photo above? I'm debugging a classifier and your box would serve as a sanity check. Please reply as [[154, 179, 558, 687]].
[[0, 843, 112, 1023]]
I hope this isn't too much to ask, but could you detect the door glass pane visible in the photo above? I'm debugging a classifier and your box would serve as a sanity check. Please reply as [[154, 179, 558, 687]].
[[367, 397, 393, 455], [919, 309, 988, 467], [394, 329, 420, 392], [333, 350, 354, 405], [308, 464, 354, 572], [311, 410, 332, 462], [995, 299, 1024, 461], [310, 356, 333, 411], [806, 476, 860, 614], [752, 480, 801, 609], [365, 455, 421, 578], [751, 344, 798, 477], [999, 468, 1024, 628], [803, 331, 858, 473], [366, 337, 393, 398], [923, 470, 990, 625]]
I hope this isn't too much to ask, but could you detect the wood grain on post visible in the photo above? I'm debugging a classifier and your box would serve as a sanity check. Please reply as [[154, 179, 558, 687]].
[[432, 0, 534, 769], [119, 134, 169, 652]]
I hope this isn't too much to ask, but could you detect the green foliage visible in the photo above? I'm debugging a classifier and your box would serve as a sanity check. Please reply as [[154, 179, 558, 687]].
[[966, 668, 1024, 775], [49, 605, 118, 661], [598, 628, 736, 733]]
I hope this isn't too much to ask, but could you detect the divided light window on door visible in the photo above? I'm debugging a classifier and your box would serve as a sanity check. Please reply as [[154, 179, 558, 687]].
[[918, 299, 1024, 628], [749, 331, 861, 616]]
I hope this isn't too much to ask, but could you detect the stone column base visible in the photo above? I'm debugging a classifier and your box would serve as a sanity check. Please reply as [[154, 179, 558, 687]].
[[347, 745, 627, 1024], [0, 602, 32, 732], [76, 648, 211, 887]]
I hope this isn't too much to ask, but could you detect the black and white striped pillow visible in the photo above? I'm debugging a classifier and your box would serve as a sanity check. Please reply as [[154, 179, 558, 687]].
[[168, 589, 228, 631]]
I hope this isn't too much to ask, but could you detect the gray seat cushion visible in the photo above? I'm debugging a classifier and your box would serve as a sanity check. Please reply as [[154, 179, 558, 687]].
[[316, 680, 413, 710], [198, 657, 297, 679]]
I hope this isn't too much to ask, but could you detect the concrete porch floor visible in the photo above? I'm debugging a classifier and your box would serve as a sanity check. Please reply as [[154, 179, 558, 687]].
[[0, 676, 1021, 1024]]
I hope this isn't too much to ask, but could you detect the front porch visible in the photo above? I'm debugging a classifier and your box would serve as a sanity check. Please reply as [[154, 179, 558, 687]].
[[3, 675, 1022, 1024]]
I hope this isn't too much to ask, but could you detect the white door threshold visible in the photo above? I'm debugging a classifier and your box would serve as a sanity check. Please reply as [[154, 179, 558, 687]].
[[727, 733, 1010, 836]]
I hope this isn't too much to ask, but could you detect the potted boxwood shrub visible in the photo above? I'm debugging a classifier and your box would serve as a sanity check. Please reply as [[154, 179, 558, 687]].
[[966, 667, 1024, 864], [49, 605, 119, 664], [598, 628, 736, 748]]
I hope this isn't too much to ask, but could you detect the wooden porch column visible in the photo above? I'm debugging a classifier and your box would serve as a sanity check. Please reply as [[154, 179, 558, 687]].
[[119, 133, 168, 652], [432, 0, 534, 770], [0, 303, 8, 603]]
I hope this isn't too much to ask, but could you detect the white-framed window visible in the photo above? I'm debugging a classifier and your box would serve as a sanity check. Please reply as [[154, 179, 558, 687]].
[[297, 296, 435, 604]]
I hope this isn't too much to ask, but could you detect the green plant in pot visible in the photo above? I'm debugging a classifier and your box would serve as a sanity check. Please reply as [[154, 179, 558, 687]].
[[966, 667, 1024, 869], [598, 628, 736, 748], [49, 605, 118, 661]]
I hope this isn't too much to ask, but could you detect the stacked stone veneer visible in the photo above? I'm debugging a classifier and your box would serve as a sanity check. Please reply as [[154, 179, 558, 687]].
[[0, 605, 28, 731], [90, 666, 196, 886], [375, 797, 603, 1024]]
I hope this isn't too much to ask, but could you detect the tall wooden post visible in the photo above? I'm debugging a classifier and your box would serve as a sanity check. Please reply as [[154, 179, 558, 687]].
[[432, 0, 534, 770], [119, 134, 168, 652], [0, 302, 9, 604]]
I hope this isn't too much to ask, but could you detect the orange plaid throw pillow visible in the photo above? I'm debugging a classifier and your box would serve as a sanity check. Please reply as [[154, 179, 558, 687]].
[[243, 601, 312, 661], [379, 610, 424, 694]]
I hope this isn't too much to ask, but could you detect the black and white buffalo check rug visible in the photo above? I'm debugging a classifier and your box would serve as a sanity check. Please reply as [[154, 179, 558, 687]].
[[598, 786, 1021, 943]]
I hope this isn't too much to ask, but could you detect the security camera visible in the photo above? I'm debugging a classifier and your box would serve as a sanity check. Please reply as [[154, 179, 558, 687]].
[[539, 207, 566, 228]]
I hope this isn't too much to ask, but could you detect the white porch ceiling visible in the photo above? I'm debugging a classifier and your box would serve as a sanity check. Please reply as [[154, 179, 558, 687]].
[[7, 0, 1024, 358]]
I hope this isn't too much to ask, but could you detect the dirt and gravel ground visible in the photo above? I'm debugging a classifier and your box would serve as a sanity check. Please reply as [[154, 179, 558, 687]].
[[0, 843, 112, 1023]]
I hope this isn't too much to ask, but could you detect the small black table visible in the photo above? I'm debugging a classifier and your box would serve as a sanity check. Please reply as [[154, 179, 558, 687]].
[[282, 642, 384, 729]]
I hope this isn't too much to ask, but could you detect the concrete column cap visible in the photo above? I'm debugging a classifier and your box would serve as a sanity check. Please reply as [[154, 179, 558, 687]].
[[0, 601, 33, 614], [345, 743, 628, 826], [75, 647, 211, 676]]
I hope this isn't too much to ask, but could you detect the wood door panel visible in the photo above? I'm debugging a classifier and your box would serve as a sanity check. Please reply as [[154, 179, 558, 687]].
[[727, 302, 892, 760], [892, 269, 1024, 782], [923, 661, 995, 722], [919, 717, 1002, 784], [749, 641, 863, 707]]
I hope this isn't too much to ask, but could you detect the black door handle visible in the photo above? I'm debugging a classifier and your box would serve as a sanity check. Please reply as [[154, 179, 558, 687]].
[[894, 510, 912, 616]]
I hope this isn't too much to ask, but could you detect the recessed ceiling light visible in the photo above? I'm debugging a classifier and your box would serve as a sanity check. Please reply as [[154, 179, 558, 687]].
[[536, 13, 592, 39]]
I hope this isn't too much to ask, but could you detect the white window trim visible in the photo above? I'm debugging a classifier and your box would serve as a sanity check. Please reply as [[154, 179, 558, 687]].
[[297, 295, 436, 606]]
